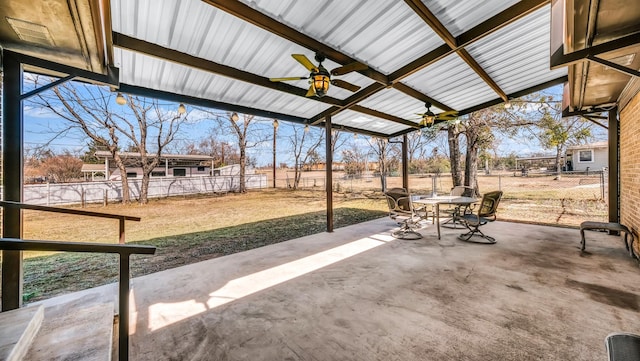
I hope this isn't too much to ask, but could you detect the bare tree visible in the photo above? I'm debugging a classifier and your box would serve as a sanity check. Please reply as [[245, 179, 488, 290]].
[[445, 122, 464, 187], [31, 80, 132, 202], [368, 138, 400, 192], [331, 130, 348, 156], [404, 131, 422, 165], [201, 111, 267, 193], [462, 110, 495, 195], [341, 143, 367, 176], [184, 131, 240, 168], [30, 78, 186, 204], [119, 95, 185, 203], [288, 124, 324, 189]]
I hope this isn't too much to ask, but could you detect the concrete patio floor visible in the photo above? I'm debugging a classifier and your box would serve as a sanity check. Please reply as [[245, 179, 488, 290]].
[[38, 217, 640, 360]]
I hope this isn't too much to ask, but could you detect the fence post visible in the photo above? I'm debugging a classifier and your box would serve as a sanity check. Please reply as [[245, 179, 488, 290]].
[[601, 170, 605, 200], [103, 189, 108, 206], [47, 182, 51, 206], [81, 189, 86, 208]]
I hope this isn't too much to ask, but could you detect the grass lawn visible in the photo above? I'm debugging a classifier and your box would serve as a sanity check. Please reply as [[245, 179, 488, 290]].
[[2, 179, 605, 303], [13, 189, 388, 302]]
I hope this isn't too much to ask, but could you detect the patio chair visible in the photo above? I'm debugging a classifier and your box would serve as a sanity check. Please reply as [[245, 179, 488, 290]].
[[385, 188, 424, 240], [605, 333, 640, 361], [457, 190, 503, 244]]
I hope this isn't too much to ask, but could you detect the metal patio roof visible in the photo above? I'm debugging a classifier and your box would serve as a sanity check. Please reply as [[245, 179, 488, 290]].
[[1, 0, 571, 138]]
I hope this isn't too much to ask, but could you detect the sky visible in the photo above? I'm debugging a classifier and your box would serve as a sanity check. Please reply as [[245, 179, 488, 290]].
[[23, 81, 606, 167]]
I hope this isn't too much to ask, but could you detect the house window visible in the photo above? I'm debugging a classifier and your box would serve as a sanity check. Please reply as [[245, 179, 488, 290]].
[[173, 168, 186, 177], [578, 150, 593, 162], [126, 172, 137, 178], [151, 171, 166, 177], [197, 166, 205, 172]]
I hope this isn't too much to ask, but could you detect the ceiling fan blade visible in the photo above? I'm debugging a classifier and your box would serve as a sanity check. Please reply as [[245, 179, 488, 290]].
[[292, 54, 318, 72], [331, 79, 361, 92], [270, 77, 308, 82], [305, 85, 316, 97], [438, 110, 458, 116], [330, 61, 368, 76]]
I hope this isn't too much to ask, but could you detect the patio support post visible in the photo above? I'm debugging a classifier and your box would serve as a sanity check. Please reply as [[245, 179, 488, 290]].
[[608, 107, 620, 228], [402, 134, 409, 191], [325, 116, 333, 233], [2, 51, 25, 311], [273, 123, 277, 188]]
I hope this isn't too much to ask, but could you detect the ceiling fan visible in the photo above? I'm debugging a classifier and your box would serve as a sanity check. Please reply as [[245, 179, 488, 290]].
[[269, 53, 367, 97], [415, 102, 458, 127]]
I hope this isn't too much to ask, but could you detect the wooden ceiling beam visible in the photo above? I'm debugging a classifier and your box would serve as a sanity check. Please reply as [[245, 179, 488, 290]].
[[119, 83, 311, 125], [112, 33, 343, 107], [390, 0, 549, 107], [309, 83, 386, 124], [403, 0, 456, 48], [404, 0, 508, 102], [316, 123, 391, 139], [388, 44, 451, 83], [350, 105, 419, 128], [202, 0, 389, 85], [390, 0, 550, 82], [387, 75, 568, 138], [456, 0, 549, 47], [457, 49, 508, 101], [393, 83, 454, 112]]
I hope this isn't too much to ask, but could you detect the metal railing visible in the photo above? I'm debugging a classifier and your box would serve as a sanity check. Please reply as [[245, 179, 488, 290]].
[[0, 201, 153, 360], [0, 201, 140, 243], [0, 238, 155, 361]]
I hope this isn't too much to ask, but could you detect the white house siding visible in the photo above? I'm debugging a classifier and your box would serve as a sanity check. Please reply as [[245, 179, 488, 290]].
[[567, 145, 608, 172]]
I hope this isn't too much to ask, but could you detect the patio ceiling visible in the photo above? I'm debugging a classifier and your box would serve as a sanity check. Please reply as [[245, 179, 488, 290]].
[[553, 0, 640, 114], [1, 0, 570, 137]]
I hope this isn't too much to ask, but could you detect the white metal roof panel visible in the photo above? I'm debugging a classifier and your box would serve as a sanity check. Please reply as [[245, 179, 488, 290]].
[[401, 53, 498, 111], [239, 0, 445, 75], [114, 48, 331, 119], [111, 0, 375, 101], [107, 0, 567, 136], [466, 7, 568, 95], [332, 110, 411, 136], [357, 88, 444, 122], [422, 0, 520, 37]]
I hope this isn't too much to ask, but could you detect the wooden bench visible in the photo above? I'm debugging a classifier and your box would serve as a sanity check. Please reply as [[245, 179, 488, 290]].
[[580, 221, 635, 256]]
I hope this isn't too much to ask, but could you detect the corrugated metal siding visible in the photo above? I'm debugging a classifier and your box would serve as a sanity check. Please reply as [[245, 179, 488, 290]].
[[401, 53, 498, 111], [357, 88, 443, 122], [115, 48, 332, 119], [466, 7, 568, 95], [241, 0, 445, 75], [422, 0, 520, 37], [332, 110, 411, 135]]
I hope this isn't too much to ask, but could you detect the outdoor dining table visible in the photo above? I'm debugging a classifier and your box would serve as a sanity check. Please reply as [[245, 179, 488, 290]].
[[413, 195, 479, 240]]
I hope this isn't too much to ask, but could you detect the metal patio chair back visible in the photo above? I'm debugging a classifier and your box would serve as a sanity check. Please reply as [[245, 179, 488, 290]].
[[458, 190, 503, 244]]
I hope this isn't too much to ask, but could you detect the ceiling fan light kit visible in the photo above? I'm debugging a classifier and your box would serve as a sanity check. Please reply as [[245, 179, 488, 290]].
[[312, 70, 331, 97], [419, 102, 436, 126], [270, 52, 366, 98], [414, 102, 458, 128]]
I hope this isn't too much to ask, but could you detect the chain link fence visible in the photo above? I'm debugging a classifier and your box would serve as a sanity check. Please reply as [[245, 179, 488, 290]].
[[19, 167, 607, 227], [287, 169, 607, 227]]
